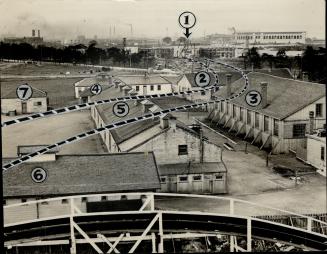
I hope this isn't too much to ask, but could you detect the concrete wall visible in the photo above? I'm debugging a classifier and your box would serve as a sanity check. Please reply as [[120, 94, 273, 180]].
[[1, 97, 47, 114], [129, 126, 221, 164], [159, 173, 227, 194], [132, 83, 172, 95]]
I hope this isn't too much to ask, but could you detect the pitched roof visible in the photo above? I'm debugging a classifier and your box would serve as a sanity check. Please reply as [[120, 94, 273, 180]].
[[1, 86, 47, 99], [79, 85, 112, 97], [158, 162, 227, 176], [74, 77, 112, 87], [17, 145, 59, 155], [214, 72, 325, 119], [182, 71, 243, 88], [117, 75, 171, 86], [3, 152, 160, 198], [254, 68, 293, 79]]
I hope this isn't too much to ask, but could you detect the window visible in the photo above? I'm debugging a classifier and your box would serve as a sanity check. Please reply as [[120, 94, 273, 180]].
[[178, 145, 188, 155], [321, 147, 325, 161], [121, 195, 127, 200], [273, 119, 279, 136], [247, 110, 251, 124], [135, 86, 139, 91], [41, 201, 49, 205], [3, 200, 6, 205], [22, 198, 27, 203], [255, 112, 260, 128], [201, 91, 205, 96], [82, 197, 88, 202], [150, 85, 154, 91], [264, 116, 269, 132], [61, 199, 68, 204], [160, 177, 167, 183], [221, 102, 224, 112], [101, 196, 107, 201], [193, 175, 202, 181], [33, 101, 42, 106], [293, 124, 306, 138], [215, 174, 223, 180], [316, 104, 323, 117], [158, 85, 161, 91], [179, 176, 188, 182]]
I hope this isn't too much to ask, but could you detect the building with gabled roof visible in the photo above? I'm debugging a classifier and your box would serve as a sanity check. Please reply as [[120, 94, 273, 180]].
[[1, 86, 48, 114], [208, 72, 326, 154]]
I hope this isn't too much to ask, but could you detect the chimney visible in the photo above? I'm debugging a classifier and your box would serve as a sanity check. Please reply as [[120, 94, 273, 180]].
[[226, 74, 232, 97], [32, 29, 35, 37], [114, 81, 120, 88], [199, 127, 204, 163], [123, 86, 132, 96], [144, 72, 149, 79], [141, 100, 154, 113], [169, 116, 177, 131], [38, 30, 40, 38], [309, 111, 314, 135], [108, 76, 113, 85], [160, 114, 169, 129], [302, 72, 309, 82], [119, 83, 125, 92], [260, 82, 268, 108]]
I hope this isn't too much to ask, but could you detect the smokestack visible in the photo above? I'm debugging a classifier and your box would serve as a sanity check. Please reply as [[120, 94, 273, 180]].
[[32, 29, 35, 37], [302, 72, 309, 82], [122, 86, 132, 96], [38, 30, 40, 38], [260, 82, 268, 108], [226, 74, 232, 97], [309, 111, 314, 135]]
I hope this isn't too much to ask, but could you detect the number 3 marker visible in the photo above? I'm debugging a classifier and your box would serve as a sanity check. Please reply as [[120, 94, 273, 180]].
[[245, 90, 262, 107]]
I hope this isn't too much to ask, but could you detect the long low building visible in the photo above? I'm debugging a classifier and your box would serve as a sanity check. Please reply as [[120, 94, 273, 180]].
[[208, 72, 325, 154]]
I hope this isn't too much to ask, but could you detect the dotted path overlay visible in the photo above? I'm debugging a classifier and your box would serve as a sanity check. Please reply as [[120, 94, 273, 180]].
[[2, 58, 249, 172]]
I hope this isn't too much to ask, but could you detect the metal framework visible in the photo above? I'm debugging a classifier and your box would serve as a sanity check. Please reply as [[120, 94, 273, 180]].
[[4, 192, 327, 253]]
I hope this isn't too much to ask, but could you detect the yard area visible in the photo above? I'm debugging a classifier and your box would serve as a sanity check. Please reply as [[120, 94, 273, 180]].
[[2, 110, 106, 157], [1, 77, 81, 108]]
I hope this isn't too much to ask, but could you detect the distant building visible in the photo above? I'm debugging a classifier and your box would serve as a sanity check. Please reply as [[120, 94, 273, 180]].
[[3, 146, 160, 223], [3, 29, 44, 46], [199, 46, 236, 58], [235, 31, 306, 45], [208, 72, 325, 154], [1, 86, 48, 115], [116, 73, 173, 95], [306, 131, 326, 176]]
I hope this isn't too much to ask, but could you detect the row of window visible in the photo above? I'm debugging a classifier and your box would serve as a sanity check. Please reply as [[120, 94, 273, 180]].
[[160, 174, 224, 183], [135, 85, 162, 92], [237, 35, 303, 40]]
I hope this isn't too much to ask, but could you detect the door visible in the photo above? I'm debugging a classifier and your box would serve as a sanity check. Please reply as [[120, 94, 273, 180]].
[[21, 102, 27, 114], [143, 85, 147, 95]]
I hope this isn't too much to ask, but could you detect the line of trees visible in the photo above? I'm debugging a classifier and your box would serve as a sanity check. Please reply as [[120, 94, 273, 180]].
[[0, 41, 153, 68], [242, 46, 326, 83]]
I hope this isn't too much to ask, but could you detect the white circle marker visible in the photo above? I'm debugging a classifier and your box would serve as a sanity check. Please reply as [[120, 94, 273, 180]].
[[90, 84, 102, 95], [194, 71, 211, 87], [178, 11, 196, 29], [113, 102, 129, 117], [16, 83, 33, 101], [245, 90, 262, 107], [31, 167, 47, 183]]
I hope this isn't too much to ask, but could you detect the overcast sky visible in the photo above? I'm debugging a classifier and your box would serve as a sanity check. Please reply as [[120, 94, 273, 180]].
[[0, 0, 325, 40]]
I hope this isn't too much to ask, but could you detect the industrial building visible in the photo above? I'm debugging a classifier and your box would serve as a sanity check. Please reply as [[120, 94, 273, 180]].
[[208, 72, 325, 154], [235, 31, 306, 45], [3, 29, 44, 46]]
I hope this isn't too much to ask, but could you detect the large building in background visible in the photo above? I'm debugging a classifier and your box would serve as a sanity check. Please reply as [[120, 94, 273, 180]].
[[235, 31, 306, 45]]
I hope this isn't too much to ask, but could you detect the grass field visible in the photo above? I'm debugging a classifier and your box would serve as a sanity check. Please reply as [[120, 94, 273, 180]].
[[1, 78, 82, 108], [0, 62, 99, 76]]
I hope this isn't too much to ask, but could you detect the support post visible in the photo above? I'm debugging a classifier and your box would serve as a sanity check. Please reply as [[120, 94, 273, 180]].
[[158, 212, 164, 253], [307, 218, 312, 232], [70, 198, 76, 254], [247, 219, 252, 252], [151, 233, 157, 253], [230, 235, 234, 252]]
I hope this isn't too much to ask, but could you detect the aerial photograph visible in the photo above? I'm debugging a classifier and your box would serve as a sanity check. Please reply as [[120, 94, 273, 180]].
[[1, 0, 326, 253]]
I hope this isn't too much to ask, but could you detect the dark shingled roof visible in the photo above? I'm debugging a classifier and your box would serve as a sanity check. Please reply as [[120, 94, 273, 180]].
[[3, 152, 160, 198], [1, 86, 47, 99], [214, 72, 325, 119], [158, 162, 227, 176]]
